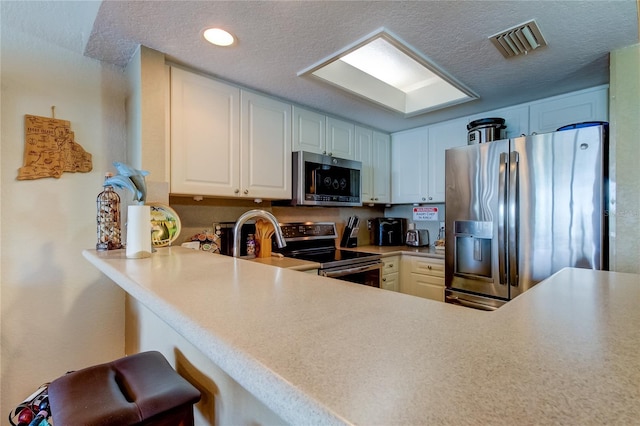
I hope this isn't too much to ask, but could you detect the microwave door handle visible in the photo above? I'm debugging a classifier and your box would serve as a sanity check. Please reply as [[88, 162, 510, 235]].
[[508, 151, 519, 287], [498, 152, 508, 285]]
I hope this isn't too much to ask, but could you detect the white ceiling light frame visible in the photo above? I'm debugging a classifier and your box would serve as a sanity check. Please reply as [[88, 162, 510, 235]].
[[298, 28, 478, 117]]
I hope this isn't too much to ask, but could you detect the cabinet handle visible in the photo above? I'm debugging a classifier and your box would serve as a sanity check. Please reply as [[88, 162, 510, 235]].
[[427, 265, 432, 270], [389, 264, 394, 268], [374, 197, 378, 201], [243, 189, 249, 195], [422, 197, 426, 201], [323, 150, 327, 155], [429, 196, 433, 200], [382, 277, 387, 282], [234, 189, 240, 194]]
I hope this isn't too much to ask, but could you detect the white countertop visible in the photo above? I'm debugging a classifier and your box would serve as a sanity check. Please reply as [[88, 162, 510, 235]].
[[83, 247, 640, 425]]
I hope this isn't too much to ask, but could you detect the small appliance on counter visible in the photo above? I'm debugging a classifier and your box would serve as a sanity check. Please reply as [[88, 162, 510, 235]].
[[340, 216, 360, 247], [405, 223, 429, 247], [370, 217, 406, 246]]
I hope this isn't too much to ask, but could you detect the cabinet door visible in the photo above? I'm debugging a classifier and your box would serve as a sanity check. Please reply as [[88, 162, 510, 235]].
[[391, 128, 428, 203], [241, 91, 292, 199], [410, 274, 445, 301], [381, 272, 399, 292], [355, 126, 374, 203], [170, 67, 240, 196], [529, 86, 608, 134], [292, 106, 325, 154], [326, 117, 355, 159], [372, 131, 391, 204], [427, 118, 467, 203]]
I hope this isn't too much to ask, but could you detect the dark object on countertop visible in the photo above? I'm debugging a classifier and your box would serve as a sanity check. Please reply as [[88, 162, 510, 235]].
[[371, 217, 406, 246], [48, 351, 201, 426], [340, 215, 359, 248]]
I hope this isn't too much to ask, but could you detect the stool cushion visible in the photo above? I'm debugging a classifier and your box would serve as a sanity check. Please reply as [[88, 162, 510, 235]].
[[48, 351, 201, 426]]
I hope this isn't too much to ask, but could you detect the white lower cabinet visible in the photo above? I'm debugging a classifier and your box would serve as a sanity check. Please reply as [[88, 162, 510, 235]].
[[400, 255, 445, 302], [380, 255, 400, 292]]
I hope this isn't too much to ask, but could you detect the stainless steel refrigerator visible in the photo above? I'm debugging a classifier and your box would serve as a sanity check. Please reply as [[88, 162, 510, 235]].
[[444, 125, 609, 310]]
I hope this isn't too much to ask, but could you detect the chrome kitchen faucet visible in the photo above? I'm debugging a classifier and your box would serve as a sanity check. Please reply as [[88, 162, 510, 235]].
[[232, 210, 286, 257]]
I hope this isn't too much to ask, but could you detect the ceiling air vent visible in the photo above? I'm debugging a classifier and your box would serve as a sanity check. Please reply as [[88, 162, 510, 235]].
[[489, 20, 547, 58]]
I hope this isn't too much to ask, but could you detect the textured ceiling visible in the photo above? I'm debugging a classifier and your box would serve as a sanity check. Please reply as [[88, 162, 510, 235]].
[[4, 1, 639, 133]]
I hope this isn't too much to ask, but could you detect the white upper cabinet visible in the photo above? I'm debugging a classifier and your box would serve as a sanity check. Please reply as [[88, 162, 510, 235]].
[[240, 90, 292, 199], [292, 107, 355, 160], [427, 118, 468, 203], [170, 67, 291, 199], [292, 106, 325, 153], [326, 117, 356, 160], [372, 131, 391, 204], [355, 126, 391, 204], [391, 127, 429, 204], [391, 120, 466, 204], [528, 86, 608, 134], [170, 67, 240, 197]]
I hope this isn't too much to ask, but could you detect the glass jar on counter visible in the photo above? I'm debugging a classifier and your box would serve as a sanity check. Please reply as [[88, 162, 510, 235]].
[[96, 172, 122, 250]]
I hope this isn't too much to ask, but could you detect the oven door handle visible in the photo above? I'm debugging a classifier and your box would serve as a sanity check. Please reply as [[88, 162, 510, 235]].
[[320, 262, 381, 278]]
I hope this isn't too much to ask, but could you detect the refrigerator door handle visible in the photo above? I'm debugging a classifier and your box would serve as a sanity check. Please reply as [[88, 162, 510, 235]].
[[508, 151, 519, 287], [498, 152, 508, 285]]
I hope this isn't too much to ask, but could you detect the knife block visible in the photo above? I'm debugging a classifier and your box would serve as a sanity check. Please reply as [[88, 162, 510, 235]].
[[256, 237, 272, 258]]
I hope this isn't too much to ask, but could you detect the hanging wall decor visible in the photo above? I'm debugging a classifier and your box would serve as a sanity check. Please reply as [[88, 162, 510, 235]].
[[17, 109, 93, 180]]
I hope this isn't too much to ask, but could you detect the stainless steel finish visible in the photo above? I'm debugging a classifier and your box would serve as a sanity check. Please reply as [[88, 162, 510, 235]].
[[498, 152, 508, 286], [292, 151, 362, 207], [319, 261, 382, 279], [445, 289, 504, 311], [467, 118, 506, 145], [508, 151, 519, 287], [406, 229, 429, 247], [232, 210, 286, 257], [446, 126, 608, 307]]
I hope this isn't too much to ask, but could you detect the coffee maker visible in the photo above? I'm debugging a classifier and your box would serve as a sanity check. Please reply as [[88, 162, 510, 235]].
[[370, 217, 406, 246]]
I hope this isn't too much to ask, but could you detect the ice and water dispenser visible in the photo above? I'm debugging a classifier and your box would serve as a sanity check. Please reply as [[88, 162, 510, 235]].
[[453, 221, 493, 280]]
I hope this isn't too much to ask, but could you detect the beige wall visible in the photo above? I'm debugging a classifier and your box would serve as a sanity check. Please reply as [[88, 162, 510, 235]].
[[609, 43, 640, 273], [0, 15, 127, 416]]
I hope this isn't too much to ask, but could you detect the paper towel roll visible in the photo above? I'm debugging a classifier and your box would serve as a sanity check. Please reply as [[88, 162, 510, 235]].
[[126, 205, 152, 258]]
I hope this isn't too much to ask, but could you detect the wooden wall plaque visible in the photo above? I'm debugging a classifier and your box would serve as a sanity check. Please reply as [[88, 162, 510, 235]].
[[17, 114, 93, 180]]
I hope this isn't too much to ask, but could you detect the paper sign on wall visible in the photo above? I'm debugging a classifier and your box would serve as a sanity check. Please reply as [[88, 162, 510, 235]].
[[413, 206, 438, 221]]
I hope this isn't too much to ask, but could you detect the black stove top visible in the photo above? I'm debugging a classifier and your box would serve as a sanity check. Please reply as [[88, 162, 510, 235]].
[[276, 222, 380, 269], [287, 248, 380, 268]]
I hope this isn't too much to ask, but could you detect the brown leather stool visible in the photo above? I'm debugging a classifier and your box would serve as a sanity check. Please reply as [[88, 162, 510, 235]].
[[48, 351, 201, 426]]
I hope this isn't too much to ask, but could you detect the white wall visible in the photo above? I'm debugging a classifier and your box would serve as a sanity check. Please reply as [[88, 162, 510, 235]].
[[0, 15, 127, 416]]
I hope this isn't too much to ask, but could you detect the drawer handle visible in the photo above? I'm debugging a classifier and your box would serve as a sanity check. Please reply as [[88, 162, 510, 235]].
[[427, 265, 432, 270], [382, 277, 387, 282]]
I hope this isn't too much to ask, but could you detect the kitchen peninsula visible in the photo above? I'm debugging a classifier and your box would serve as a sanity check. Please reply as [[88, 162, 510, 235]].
[[83, 247, 640, 425]]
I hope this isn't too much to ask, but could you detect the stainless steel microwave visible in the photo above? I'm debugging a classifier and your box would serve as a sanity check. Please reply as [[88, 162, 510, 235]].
[[291, 151, 362, 207]]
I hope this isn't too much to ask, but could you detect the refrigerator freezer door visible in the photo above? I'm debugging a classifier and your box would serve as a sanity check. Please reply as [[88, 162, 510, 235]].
[[445, 139, 510, 300], [510, 127, 606, 298]]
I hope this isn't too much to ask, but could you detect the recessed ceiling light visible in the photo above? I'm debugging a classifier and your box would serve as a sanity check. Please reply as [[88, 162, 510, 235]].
[[298, 29, 478, 117], [203, 28, 235, 47]]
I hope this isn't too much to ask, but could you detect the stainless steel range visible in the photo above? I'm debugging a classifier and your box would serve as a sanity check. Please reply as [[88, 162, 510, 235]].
[[275, 222, 382, 287]]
